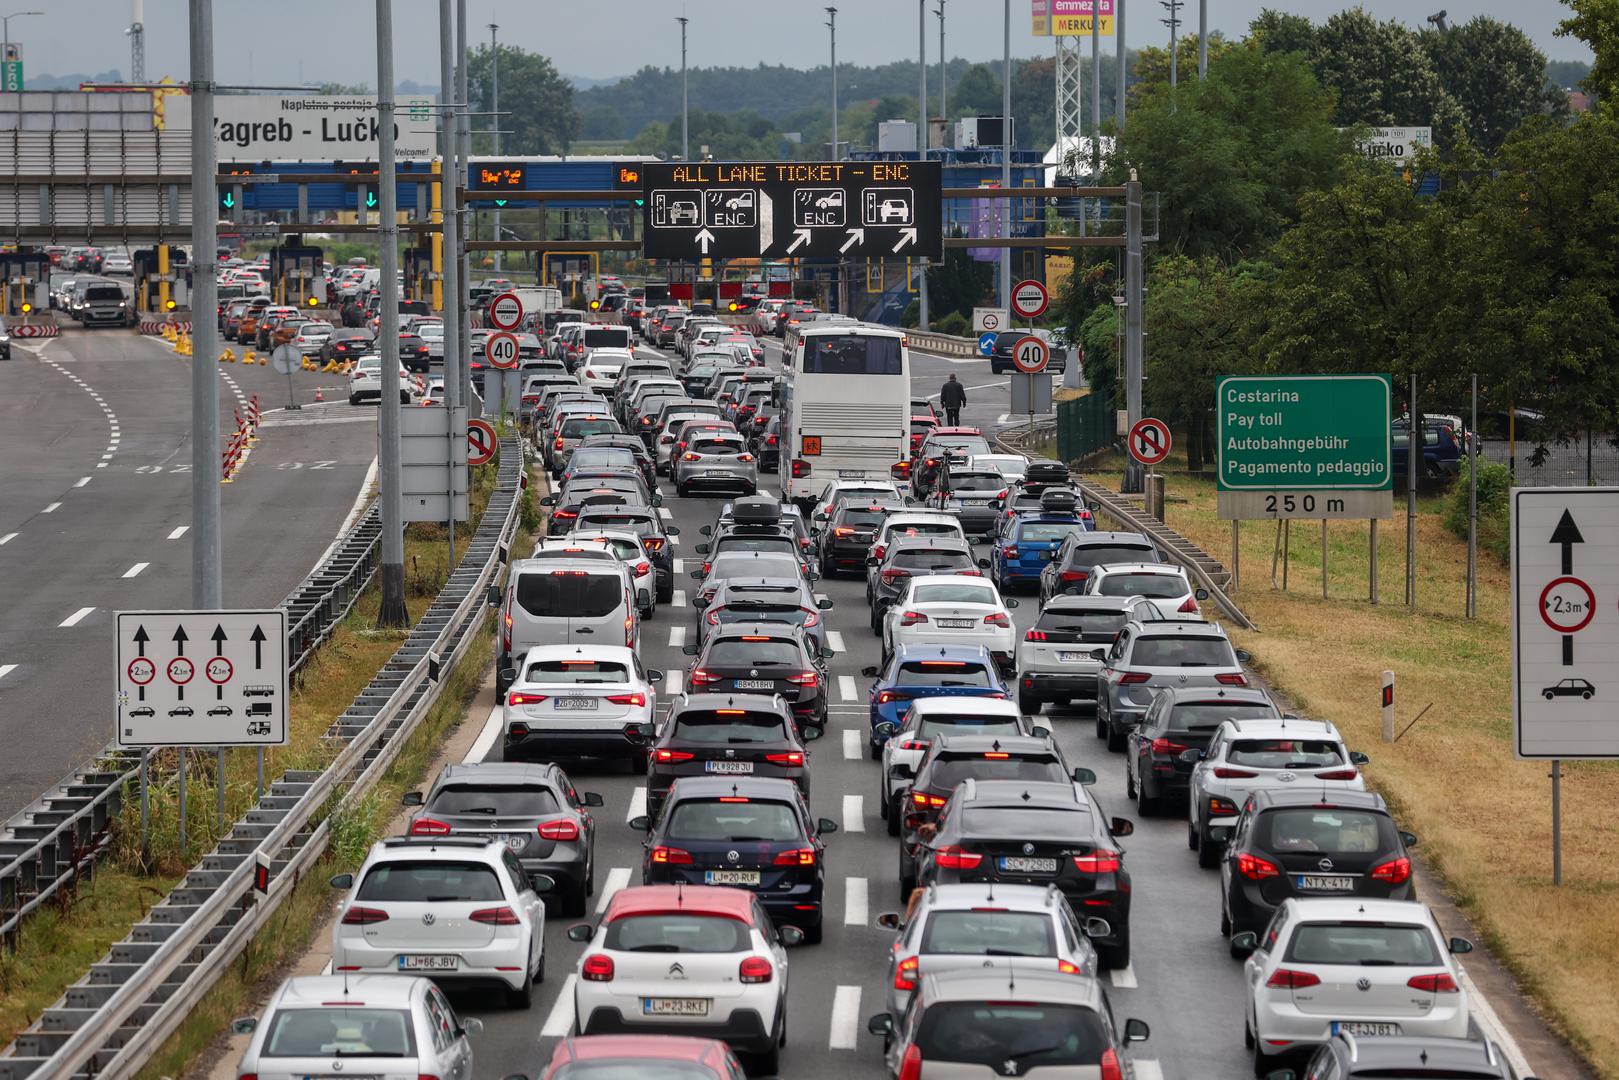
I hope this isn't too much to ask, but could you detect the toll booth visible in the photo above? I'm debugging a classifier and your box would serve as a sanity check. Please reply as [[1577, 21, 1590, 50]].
[[269, 240, 324, 310], [134, 247, 189, 313], [404, 239, 434, 303], [0, 249, 51, 318]]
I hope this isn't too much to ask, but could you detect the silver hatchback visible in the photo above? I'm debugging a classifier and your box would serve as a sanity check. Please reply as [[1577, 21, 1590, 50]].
[[673, 431, 758, 496]]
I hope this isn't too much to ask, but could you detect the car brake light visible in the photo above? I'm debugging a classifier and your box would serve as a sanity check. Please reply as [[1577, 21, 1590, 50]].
[[1238, 852, 1280, 880], [1213, 766, 1258, 779], [899, 1044, 923, 1080], [644, 538, 665, 551], [1151, 738, 1189, 755], [1100, 1048, 1123, 1080], [341, 906, 390, 925], [537, 818, 581, 841], [1056, 959, 1082, 975], [554, 437, 565, 449], [934, 846, 982, 869], [1215, 672, 1249, 686], [506, 692, 547, 706], [791, 459, 811, 478], [1371, 856, 1411, 884], [1060, 570, 1089, 583], [653, 748, 696, 766], [1118, 672, 1151, 685], [1407, 972, 1459, 992], [605, 691, 647, 707], [739, 956, 774, 983], [632, 561, 651, 578], [469, 906, 521, 925], [1267, 968, 1322, 989], [767, 434, 779, 445], [785, 671, 819, 687], [983, 612, 1010, 627], [832, 526, 856, 537], [690, 669, 721, 687], [582, 954, 615, 981], [1025, 629, 1048, 641], [773, 847, 816, 866], [766, 751, 805, 766], [910, 791, 948, 808], [881, 568, 911, 583], [409, 818, 452, 837], [1072, 849, 1121, 873], [651, 845, 693, 864], [899, 610, 929, 626], [875, 690, 903, 705], [507, 721, 530, 738], [1002, 545, 1019, 558]]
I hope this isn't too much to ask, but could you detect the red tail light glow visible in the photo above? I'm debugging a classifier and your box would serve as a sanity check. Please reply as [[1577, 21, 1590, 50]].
[[1118, 672, 1151, 685], [934, 846, 982, 869], [537, 819, 580, 841], [1100, 1048, 1123, 1080], [739, 956, 774, 983], [1026, 629, 1048, 641], [772, 847, 816, 866], [1072, 849, 1121, 874], [690, 669, 721, 687], [1213, 767, 1257, 779], [1407, 972, 1459, 993], [766, 751, 806, 766], [1266, 968, 1322, 989], [910, 791, 948, 808], [506, 692, 547, 706], [881, 568, 911, 583], [651, 845, 693, 864], [1315, 768, 1359, 781], [582, 954, 615, 981], [899, 1044, 923, 1080], [899, 610, 929, 626], [341, 906, 390, 925], [1060, 570, 1088, 583], [1238, 852, 1280, 880], [785, 671, 819, 688], [983, 612, 1011, 627], [1150, 738, 1189, 755], [791, 460, 812, 478], [606, 692, 646, 707], [1371, 856, 1411, 884], [1215, 672, 1249, 686], [409, 818, 452, 837], [895, 954, 920, 990], [654, 749, 695, 764], [1178, 595, 1200, 613], [469, 906, 520, 925]]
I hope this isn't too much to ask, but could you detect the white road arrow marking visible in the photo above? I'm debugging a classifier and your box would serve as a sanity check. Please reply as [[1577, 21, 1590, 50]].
[[787, 228, 813, 254], [695, 228, 716, 254], [891, 226, 918, 253], [839, 227, 865, 254]]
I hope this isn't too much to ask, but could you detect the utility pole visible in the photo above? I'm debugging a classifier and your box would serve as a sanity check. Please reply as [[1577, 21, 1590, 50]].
[[999, 0, 1011, 311], [918, 0, 930, 331], [677, 16, 689, 160], [1163, 0, 1182, 95], [437, 0, 460, 428], [489, 21, 500, 272], [1090, 0, 1100, 177], [1123, 173, 1144, 495], [375, 0, 408, 629], [937, 0, 947, 127], [1116, 0, 1126, 130], [826, 7, 839, 158], [456, 0, 471, 411], [188, 0, 220, 611], [1198, 0, 1207, 78]]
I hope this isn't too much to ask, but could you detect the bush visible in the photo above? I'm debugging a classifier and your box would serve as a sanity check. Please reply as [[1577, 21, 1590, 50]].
[[898, 300, 920, 328], [1443, 458, 1512, 564], [935, 310, 969, 337]]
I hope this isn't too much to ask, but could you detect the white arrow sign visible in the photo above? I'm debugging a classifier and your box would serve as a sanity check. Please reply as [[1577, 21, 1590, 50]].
[[839, 227, 865, 254], [695, 228, 717, 255], [787, 228, 813, 254], [891, 227, 918, 253]]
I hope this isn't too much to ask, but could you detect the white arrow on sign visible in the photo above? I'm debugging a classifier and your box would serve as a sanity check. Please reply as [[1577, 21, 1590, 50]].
[[695, 228, 717, 254], [839, 227, 865, 254], [891, 227, 918, 253], [787, 228, 813, 254]]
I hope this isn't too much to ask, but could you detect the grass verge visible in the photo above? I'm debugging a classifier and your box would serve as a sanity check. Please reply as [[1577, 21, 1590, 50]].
[[1080, 450, 1617, 1077]]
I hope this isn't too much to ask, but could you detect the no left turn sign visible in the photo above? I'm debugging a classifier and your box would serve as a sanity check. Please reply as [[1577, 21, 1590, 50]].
[[467, 419, 498, 466], [486, 332, 520, 370], [1011, 279, 1049, 320], [488, 292, 524, 332], [1128, 417, 1172, 466]]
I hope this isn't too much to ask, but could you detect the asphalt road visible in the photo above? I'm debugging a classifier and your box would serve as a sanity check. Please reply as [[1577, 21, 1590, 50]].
[[0, 326, 375, 816]]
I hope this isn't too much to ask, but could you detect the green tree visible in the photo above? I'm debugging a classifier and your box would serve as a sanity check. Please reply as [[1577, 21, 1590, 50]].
[[1310, 8, 1462, 137], [1107, 43, 1350, 258], [1556, 0, 1619, 100], [1248, 9, 1316, 55], [925, 230, 995, 323], [953, 64, 1002, 115], [467, 44, 578, 155], [1130, 33, 1235, 96], [1421, 17, 1555, 151]]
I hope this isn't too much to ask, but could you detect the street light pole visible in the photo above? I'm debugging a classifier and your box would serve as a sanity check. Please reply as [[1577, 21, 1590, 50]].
[[937, 1, 946, 127], [999, 0, 1011, 311], [1116, 0, 1126, 130], [437, 0, 460, 428], [677, 16, 689, 160], [826, 7, 839, 159], [918, 0, 930, 332], [489, 21, 500, 272], [188, 0, 220, 612], [375, 0, 408, 629], [1198, 0, 1207, 78], [1, 10, 42, 84]]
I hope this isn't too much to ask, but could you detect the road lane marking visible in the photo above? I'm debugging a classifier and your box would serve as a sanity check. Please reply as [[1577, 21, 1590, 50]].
[[59, 607, 95, 628], [41, 502, 60, 514], [595, 867, 632, 914], [843, 729, 861, 760], [0, 665, 16, 682], [74, 477, 91, 488], [658, 506, 673, 520], [168, 526, 189, 540], [845, 876, 869, 926], [829, 985, 862, 1050], [672, 558, 684, 573], [1458, 964, 1533, 1078], [838, 675, 858, 701], [466, 706, 502, 764], [842, 794, 865, 833], [627, 786, 647, 824], [668, 625, 686, 647], [1109, 963, 1138, 989], [671, 590, 688, 608], [826, 630, 846, 653], [122, 563, 149, 579], [1134, 1062, 1163, 1080], [666, 669, 684, 695], [0, 533, 15, 546], [540, 975, 577, 1037]]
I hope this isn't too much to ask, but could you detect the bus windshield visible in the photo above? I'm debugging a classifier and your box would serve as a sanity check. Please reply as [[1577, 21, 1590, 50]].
[[802, 334, 903, 375]]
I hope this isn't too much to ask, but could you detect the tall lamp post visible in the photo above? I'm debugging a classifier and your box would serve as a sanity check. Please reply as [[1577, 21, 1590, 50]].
[[677, 16, 689, 160], [826, 7, 839, 159]]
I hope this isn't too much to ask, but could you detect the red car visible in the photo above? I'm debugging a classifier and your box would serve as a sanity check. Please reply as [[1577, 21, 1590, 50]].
[[541, 1034, 745, 1080]]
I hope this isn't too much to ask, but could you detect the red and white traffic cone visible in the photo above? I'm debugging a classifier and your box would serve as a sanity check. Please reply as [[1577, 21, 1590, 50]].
[[314, 385, 325, 403]]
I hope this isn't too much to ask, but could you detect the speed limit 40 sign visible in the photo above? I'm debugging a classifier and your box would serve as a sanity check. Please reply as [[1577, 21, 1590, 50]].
[[1012, 335, 1050, 374], [485, 332, 520, 370]]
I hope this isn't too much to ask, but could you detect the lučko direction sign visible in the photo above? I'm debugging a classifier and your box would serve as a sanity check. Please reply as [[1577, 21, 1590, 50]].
[[1217, 374, 1394, 521]]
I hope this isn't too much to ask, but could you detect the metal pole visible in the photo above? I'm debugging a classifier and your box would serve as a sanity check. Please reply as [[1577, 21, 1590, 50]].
[[1198, 0, 1207, 78], [827, 7, 839, 158], [1552, 760, 1562, 885], [678, 17, 689, 160], [1370, 519, 1379, 604], [256, 746, 263, 798], [1321, 519, 1328, 599], [1122, 175, 1143, 494], [440, 0, 462, 426], [489, 21, 500, 273], [457, 0, 472, 411], [1282, 519, 1290, 590], [178, 750, 186, 851], [1168, 1, 1179, 93], [217, 747, 225, 828], [938, 0, 947, 125], [139, 749, 149, 859], [1090, 0, 1100, 178], [1467, 373, 1478, 618], [376, 0, 409, 629], [918, 0, 930, 332], [1116, 0, 1126, 130], [1406, 373, 1417, 608], [189, 0, 221, 611], [999, 0, 1011, 311], [1231, 519, 1239, 592]]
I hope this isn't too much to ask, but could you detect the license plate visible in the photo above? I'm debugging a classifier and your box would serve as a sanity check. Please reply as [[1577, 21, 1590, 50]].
[[938, 619, 976, 629], [838, 469, 868, 478], [1297, 875, 1355, 891], [1057, 651, 1089, 663], [704, 869, 761, 885], [735, 679, 775, 690], [643, 997, 711, 1017], [1332, 1022, 1401, 1037], [554, 697, 599, 711], [705, 760, 755, 774], [500, 833, 529, 852], [998, 856, 1058, 873], [398, 954, 458, 971]]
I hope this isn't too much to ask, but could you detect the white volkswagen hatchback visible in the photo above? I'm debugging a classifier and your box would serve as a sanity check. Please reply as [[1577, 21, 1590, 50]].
[[880, 575, 1020, 671]]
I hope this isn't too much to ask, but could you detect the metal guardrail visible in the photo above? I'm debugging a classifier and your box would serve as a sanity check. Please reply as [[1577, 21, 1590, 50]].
[[0, 435, 522, 1079], [0, 492, 382, 954], [905, 328, 981, 357]]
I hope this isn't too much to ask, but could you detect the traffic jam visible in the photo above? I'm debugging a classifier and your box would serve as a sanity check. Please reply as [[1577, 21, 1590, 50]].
[[241, 287, 1513, 1080]]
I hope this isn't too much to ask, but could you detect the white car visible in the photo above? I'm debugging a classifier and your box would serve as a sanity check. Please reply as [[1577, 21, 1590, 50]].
[[880, 574, 1020, 669], [1084, 561, 1205, 617], [348, 355, 413, 405], [102, 254, 134, 275], [568, 528, 658, 616], [569, 884, 802, 1072], [232, 974, 482, 1079], [581, 347, 634, 391], [1188, 717, 1369, 868], [967, 453, 1030, 484], [291, 320, 334, 355], [329, 837, 549, 1008], [809, 478, 904, 523], [1238, 898, 1474, 1075], [876, 696, 1035, 833], [501, 643, 660, 759]]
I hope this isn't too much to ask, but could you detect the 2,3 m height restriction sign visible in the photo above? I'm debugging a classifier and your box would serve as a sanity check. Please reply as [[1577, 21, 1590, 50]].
[[1128, 417, 1172, 466]]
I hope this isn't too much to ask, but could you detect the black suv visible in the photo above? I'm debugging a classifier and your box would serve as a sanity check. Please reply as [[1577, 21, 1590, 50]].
[[685, 623, 831, 731], [645, 693, 816, 813], [816, 499, 904, 578], [866, 537, 982, 631], [1038, 531, 1162, 602], [699, 578, 835, 656], [1220, 787, 1419, 940], [1124, 686, 1282, 815], [914, 778, 1134, 968]]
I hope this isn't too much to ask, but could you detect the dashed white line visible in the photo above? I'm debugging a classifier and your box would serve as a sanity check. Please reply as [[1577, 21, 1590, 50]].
[[842, 794, 865, 833], [826, 630, 846, 654], [0, 533, 16, 546], [0, 665, 16, 683], [74, 477, 91, 488], [672, 558, 684, 574], [671, 590, 688, 608], [59, 607, 95, 628], [657, 506, 673, 520], [41, 502, 60, 514], [666, 669, 684, 695], [1134, 1061, 1164, 1080], [168, 526, 189, 540], [539, 974, 577, 1037], [844, 876, 869, 926], [668, 625, 687, 648], [843, 728, 861, 760], [626, 786, 648, 824], [838, 675, 859, 701], [595, 867, 632, 914], [122, 563, 149, 579], [828, 985, 862, 1050], [1109, 963, 1138, 989]]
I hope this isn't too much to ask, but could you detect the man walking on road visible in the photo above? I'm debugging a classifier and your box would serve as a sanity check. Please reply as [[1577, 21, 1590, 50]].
[[940, 373, 967, 427]]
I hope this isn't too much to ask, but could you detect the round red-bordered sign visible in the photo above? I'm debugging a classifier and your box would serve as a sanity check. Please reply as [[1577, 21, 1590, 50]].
[[467, 419, 498, 466], [1128, 417, 1172, 466], [1012, 335, 1050, 374], [206, 656, 234, 684], [1011, 279, 1049, 320], [166, 657, 195, 685], [486, 331, 520, 370], [488, 292, 524, 332], [127, 657, 156, 685], [1539, 576, 1595, 634]]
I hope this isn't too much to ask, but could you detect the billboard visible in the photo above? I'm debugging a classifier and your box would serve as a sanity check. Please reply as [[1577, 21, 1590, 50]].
[[168, 94, 438, 162], [1033, 0, 1115, 36], [1354, 126, 1433, 165]]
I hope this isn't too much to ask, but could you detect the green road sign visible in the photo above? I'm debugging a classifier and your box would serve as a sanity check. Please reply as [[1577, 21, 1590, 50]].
[[1217, 374, 1393, 520], [2, 61, 22, 92]]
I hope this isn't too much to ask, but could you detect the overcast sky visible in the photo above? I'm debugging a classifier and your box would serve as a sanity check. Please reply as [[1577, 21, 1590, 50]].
[[26, 1, 1591, 88]]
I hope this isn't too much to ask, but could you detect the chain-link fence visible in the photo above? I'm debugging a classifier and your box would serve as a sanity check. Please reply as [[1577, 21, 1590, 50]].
[[1480, 437, 1619, 487], [1056, 390, 1114, 463]]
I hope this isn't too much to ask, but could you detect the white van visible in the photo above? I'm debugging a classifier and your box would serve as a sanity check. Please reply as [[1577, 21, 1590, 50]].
[[497, 558, 639, 695]]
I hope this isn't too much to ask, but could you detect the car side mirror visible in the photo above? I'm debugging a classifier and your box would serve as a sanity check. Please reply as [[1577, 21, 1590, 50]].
[[1031, 725, 1051, 738], [499, 666, 517, 686], [528, 873, 557, 893], [875, 912, 903, 931], [1083, 916, 1112, 939], [647, 669, 665, 683], [990, 499, 1003, 510], [866, 556, 880, 565], [1235, 649, 1253, 663], [1209, 825, 1233, 844], [1004, 597, 1019, 609], [1085, 501, 1100, 513], [583, 792, 605, 808], [230, 1017, 259, 1035], [539, 493, 558, 506], [329, 873, 354, 890], [1449, 936, 1474, 954], [977, 557, 990, 568], [485, 585, 501, 607], [666, 526, 681, 536], [806, 571, 820, 584], [817, 597, 835, 610], [1090, 648, 1107, 661], [1124, 1019, 1150, 1043], [1229, 931, 1258, 956], [873, 722, 897, 739], [867, 1013, 895, 1036], [820, 646, 836, 660], [681, 642, 699, 656], [1194, 587, 1209, 601], [1178, 748, 1204, 765], [1399, 830, 1419, 848], [689, 569, 703, 579], [1350, 750, 1370, 766], [778, 925, 806, 946], [1109, 816, 1134, 837], [862, 666, 880, 679], [566, 923, 595, 943], [699, 525, 713, 536], [1072, 767, 1097, 785], [802, 725, 824, 742], [401, 791, 424, 807], [651, 493, 663, 506], [694, 543, 711, 554], [629, 815, 651, 832], [817, 817, 839, 835]]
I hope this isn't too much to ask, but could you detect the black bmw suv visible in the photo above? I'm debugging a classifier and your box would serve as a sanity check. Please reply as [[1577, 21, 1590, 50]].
[[645, 693, 816, 814]]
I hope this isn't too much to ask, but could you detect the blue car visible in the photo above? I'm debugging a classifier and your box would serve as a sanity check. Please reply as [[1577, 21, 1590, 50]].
[[860, 643, 1011, 756], [991, 508, 1091, 590], [633, 775, 838, 943]]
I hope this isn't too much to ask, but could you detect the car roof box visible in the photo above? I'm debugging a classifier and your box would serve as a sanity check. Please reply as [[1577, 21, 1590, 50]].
[[1039, 487, 1079, 512], [1025, 461, 1070, 485], [730, 494, 782, 524]]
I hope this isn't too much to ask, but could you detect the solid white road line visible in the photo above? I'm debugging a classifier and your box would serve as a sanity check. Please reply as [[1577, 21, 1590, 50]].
[[843, 728, 861, 760], [466, 706, 503, 764], [0, 665, 16, 682], [41, 502, 60, 514], [596, 867, 632, 914], [122, 563, 149, 579], [826, 630, 846, 654], [842, 794, 865, 833], [540, 975, 578, 1037], [74, 477, 91, 488], [0, 533, 15, 546], [668, 625, 687, 648], [59, 607, 95, 628], [828, 985, 862, 1050], [1459, 965, 1533, 1079], [838, 675, 858, 701], [844, 876, 869, 926], [671, 590, 688, 608], [1109, 963, 1138, 989], [666, 670, 684, 695], [1134, 1061, 1164, 1080], [168, 526, 189, 540]]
